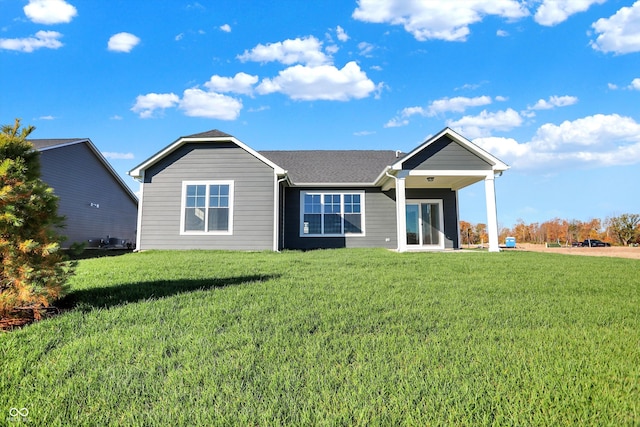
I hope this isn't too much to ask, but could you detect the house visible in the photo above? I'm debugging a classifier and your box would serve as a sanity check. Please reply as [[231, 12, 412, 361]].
[[128, 128, 509, 252], [29, 138, 139, 248]]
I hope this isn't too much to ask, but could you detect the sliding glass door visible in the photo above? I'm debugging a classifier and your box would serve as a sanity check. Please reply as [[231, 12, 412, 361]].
[[406, 200, 444, 249]]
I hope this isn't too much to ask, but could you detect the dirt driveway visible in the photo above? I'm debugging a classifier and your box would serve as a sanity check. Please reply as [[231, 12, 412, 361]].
[[513, 243, 640, 260]]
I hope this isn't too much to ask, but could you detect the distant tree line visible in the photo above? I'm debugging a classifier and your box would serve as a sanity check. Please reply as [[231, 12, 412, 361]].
[[460, 213, 640, 247]]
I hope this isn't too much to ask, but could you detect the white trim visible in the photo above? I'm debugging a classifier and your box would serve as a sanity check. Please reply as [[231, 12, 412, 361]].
[[135, 174, 144, 251], [405, 199, 445, 250], [129, 135, 285, 179], [291, 182, 378, 187], [396, 176, 407, 252], [455, 189, 461, 250], [179, 180, 234, 235], [406, 169, 495, 177], [299, 190, 366, 237]]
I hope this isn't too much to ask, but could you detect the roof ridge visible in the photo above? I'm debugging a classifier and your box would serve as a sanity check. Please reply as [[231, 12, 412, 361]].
[[182, 129, 233, 139]]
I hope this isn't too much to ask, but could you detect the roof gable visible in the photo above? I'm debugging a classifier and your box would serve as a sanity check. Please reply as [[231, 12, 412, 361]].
[[392, 128, 509, 172], [28, 138, 138, 203], [129, 129, 286, 179]]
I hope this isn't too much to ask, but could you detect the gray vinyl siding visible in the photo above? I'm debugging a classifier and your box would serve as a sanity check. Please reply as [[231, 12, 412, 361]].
[[38, 143, 138, 247], [140, 143, 275, 250], [403, 136, 492, 171], [283, 187, 398, 250]]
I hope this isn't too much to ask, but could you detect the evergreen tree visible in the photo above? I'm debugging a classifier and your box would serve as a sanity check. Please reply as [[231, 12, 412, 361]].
[[0, 119, 71, 321]]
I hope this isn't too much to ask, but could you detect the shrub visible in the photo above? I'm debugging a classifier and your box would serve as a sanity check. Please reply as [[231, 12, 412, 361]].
[[0, 119, 71, 322]]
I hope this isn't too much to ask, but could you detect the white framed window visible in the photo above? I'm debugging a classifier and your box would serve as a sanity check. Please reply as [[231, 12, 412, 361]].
[[180, 181, 234, 235], [300, 191, 365, 237]]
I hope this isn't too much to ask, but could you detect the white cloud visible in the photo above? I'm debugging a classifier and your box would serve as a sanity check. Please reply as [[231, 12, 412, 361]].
[[352, 0, 529, 42], [534, 0, 606, 26], [175, 33, 184, 41], [496, 29, 509, 37], [237, 36, 330, 66], [529, 95, 578, 110], [131, 93, 180, 118], [39, 115, 55, 120], [336, 25, 349, 42], [630, 78, 640, 90], [108, 32, 140, 52], [426, 95, 493, 116], [0, 30, 63, 52], [204, 72, 258, 95], [590, 1, 640, 54], [384, 118, 409, 128], [102, 152, 134, 160], [473, 136, 530, 159], [220, 24, 231, 33], [256, 61, 377, 101], [385, 96, 493, 128], [474, 114, 640, 169], [24, 0, 77, 24], [447, 108, 523, 138], [358, 41, 375, 57], [131, 89, 242, 120], [531, 114, 640, 150], [179, 89, 242, 120]]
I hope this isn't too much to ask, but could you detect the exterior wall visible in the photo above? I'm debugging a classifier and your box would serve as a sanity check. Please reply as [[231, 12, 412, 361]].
[[282, 187, 459, 250], [403, 136, 492, 171], [283, 187, 398, 250], [405, 188, 459, 249], [140, 143, 275, 250], [38, 143, 138, 247]]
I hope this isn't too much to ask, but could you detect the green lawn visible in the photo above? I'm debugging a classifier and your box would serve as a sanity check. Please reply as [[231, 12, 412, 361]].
[[1, 249, 639, 426]]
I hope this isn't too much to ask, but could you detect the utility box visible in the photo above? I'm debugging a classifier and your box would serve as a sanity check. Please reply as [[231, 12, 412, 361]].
[[505, 236, 516, 248]]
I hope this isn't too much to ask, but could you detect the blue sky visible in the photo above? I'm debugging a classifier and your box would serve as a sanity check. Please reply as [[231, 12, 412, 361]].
[[1, 0, 639, 228]]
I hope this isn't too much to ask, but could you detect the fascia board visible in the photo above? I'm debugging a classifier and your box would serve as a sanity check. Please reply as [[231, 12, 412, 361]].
[[289, 182, 378, 188]]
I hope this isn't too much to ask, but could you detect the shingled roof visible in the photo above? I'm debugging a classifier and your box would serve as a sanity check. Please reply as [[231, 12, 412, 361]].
[[182, 130, 233, 139], [260, 150, 402, 184], [28, 138, 87, 150]]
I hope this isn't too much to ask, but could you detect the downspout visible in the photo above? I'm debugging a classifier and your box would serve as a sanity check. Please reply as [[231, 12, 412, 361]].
[[274, 174, 288, 252], [385, 169, 402, 252], [134, 172, 144, 251]]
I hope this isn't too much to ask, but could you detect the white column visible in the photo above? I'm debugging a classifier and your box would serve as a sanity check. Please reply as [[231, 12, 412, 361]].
[[396, 174, 407, 252], [484, 173, 500, 252]]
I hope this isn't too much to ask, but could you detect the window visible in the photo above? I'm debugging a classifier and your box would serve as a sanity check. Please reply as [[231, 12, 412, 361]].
[[181, 181, 233, 234], [301, 192, 364, 236]]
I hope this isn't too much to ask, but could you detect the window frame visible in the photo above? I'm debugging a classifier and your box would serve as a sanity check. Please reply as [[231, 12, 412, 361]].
[[180, 180, 234, 235], [299, 191, 365, 237]]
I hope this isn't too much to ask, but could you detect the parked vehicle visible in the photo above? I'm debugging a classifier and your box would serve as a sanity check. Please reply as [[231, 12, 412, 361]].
[[572, 239, 611, 247]]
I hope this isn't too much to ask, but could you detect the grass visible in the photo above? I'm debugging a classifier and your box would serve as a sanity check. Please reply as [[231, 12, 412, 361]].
[[1, 249, 639, 426]]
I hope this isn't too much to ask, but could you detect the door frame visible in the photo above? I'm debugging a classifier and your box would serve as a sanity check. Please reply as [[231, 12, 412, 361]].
[[405, 199, 445, 250]]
